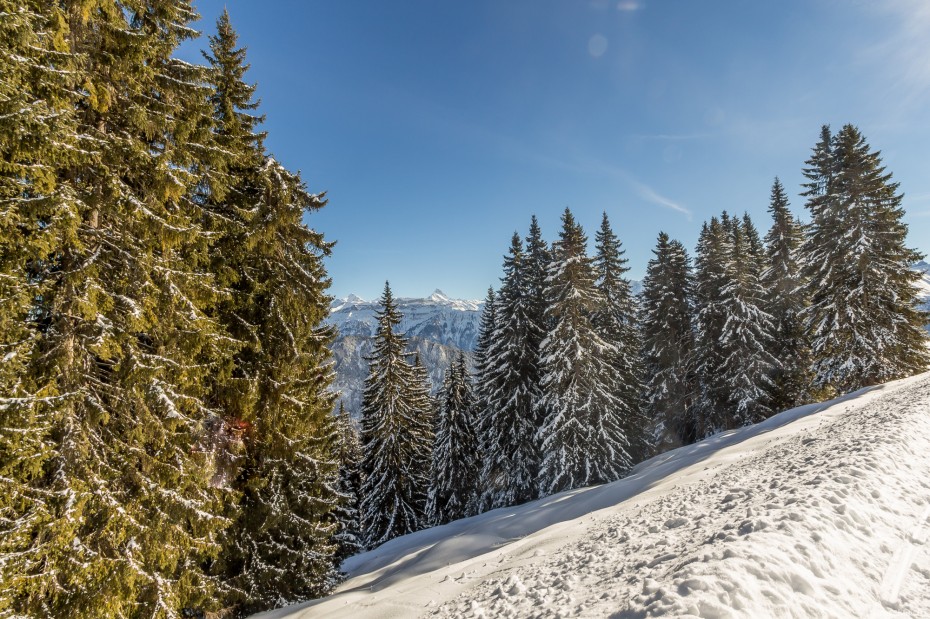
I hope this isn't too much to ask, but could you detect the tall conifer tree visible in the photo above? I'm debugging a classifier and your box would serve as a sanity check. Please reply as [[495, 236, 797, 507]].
[[802, 125, 929, 392], [762, 178, 812, 411], [717, 218, 778, 426], [202, 14, 340, 612], [428, 354, 480, 525], [333, 403, 363, 564], [0, 3, 79, 611], [9, 3, 234, 615], [640, 232, 696, 449], [693, 217, 732, 436], [479, 234, 542, 509], [593, 212, 647, 460], [359, 283, 432, 549], [538, 209, 632, 495]]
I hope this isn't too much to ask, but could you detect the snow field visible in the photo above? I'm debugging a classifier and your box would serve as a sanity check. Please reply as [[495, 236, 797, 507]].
[[259, 372, 930, 619]]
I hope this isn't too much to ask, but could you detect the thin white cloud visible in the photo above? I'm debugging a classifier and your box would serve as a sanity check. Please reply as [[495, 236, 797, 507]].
[[857, 0, 930, 107], [617, 1, 640, 11], [629, 179, 692, 219]]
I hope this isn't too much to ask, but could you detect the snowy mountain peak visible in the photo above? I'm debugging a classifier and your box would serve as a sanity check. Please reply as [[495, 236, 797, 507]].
[[428, 289, 450, 302], [345, 293, 365, 303]]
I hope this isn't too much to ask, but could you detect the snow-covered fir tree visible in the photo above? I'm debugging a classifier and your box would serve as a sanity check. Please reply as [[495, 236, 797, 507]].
[[538, 209, 633, 495], [801, 124, 929, 393], [410, 352, 437, 496], [693, 216, 733, 436], [717, 216, 778, 426], [525, 216, 551, 330], [333, 403, 363, 564], [472, 287, 497, 418], [593, 212, 647, 460], [479, 233, 543, 509], [428, 353, 480, 525], [524, 216, 551, 431], [639, 232, 697, 449], [202, 14, 341, 612], [359, 283, 433, 549], [762, 178, 813, 411], [472, 287, 496, 514]]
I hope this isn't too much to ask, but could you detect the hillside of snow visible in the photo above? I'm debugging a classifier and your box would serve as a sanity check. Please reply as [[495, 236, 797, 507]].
[[257, 372, 930, 619]]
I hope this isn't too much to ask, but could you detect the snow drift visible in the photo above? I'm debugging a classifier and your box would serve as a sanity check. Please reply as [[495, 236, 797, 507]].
[[258, 372, 930, 618]]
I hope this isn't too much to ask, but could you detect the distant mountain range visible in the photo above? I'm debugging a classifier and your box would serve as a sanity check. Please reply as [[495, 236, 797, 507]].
[[326, 269, 930, 417], [325, 291, 484, 417]]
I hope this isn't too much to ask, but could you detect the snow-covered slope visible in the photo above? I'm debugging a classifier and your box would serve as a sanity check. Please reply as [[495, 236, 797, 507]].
[[326, 291, 484, 415], [258, 372, 930, 619]]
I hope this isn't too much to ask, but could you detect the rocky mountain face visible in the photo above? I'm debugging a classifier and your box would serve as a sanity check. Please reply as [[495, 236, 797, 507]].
[[326, 291, 484, 416]]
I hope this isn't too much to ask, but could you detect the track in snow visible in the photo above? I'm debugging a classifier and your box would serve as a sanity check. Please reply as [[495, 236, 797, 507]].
[[259, 373, 930, 619]]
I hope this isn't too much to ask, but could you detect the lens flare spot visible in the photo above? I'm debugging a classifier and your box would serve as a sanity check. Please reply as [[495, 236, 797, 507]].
[[588, 34, 608, 58]]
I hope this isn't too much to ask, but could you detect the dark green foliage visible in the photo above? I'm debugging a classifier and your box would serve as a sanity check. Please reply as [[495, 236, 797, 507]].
[[717, 216, 777, 425], [428, 353, 480, 524], [639, 232, 696, 449], [693, 217, 732, 435]]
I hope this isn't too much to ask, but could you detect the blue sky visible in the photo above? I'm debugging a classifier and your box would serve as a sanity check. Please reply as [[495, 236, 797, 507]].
[[178, 0, 930, 301]]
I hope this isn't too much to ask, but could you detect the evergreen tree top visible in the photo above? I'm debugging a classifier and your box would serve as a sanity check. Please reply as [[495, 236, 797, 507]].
[[204, 10, 266, 144]]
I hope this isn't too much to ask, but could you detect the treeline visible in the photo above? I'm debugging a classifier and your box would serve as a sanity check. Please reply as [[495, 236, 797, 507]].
[[346, 123, 930, 551], [1, 5, 342, 618]]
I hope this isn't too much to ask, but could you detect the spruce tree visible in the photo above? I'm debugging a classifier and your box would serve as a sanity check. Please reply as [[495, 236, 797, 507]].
[[639, 232, 696, 449], [802, 124, 929, 392], [0, 3, 78, 612], [524, 216, 550, 432], [15, 3, 238, 616], [333, 403, 363, 564], [471, 287, 496, 514], [479, 233, 542, 509], [693, 217, 732, 436], [472, 287, 497, 414], [409, 352, 436, 514], [525, 216, 550, 330], [428, 353, 480, 525], [359, 283, 432, 549], [538, 209, 632, 495], [762, 178, 812, 411], [717, 218, 778, 426], [202, 14, 341, 612], [593, 212, 647, 461]]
